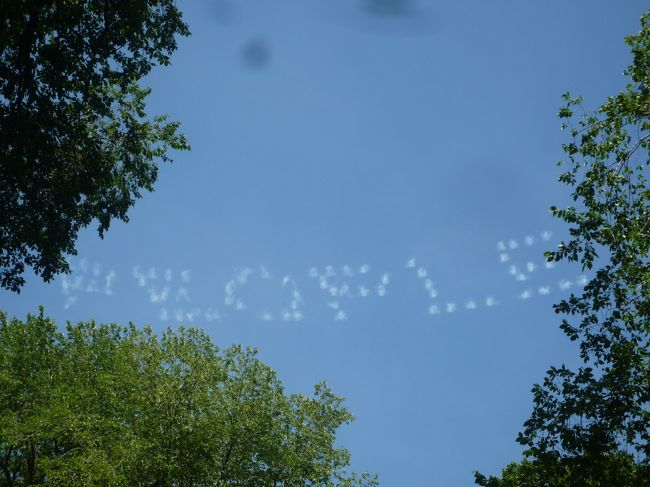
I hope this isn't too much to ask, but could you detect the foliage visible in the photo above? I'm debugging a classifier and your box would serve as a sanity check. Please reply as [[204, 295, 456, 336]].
[[0, 1, 190, 293], [475, 10, 650, 487], [474, 456, 647, 487], [0, 309, 378, 486]]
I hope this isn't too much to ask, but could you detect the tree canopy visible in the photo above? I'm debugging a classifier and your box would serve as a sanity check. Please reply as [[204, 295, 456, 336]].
[[475, 10, 650, 487], [0, 309, 377, 486], [0, 1, 190, 293]]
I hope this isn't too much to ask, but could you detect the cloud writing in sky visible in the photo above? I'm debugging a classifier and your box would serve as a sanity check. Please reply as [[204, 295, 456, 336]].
[[54, 228, 595, 323]]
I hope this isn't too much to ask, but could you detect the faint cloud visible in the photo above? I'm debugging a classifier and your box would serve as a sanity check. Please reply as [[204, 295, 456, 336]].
[[558, 279, 573, 291], [148, 286, 170, 304], [417, 267, 427, 278], [445, 303, 456, 313], [496, 241, 506, 251], [376, 285, 387, 297], [176, 287, 190, 302], [159, 308, 169, 321], [281, 309, 303, 322], [73, 275, 83, 291], [380, 273, 390, 286], [515, 273, 527, 282], [61, 260, 114, 300], [278, 277, 304, 319], [205, 308, 220, 322], [181, 269, 191, 283], [225, 280, 236, 301], [538, 286, 551, 295], [359, 264, 370, 274], [290, 289, 302, 310], [545, 260, 556, 269], [406, 258, 416, 268], [424, 279, 433, 290], [260, 265, 272, 280], [186, 308, 201, 322], [85, 280, 99, 293], [524, 235, 535, 246], [132, 266, 156, 287], [465, 300, 477, 310], [339, 283, 351, 297], [104, 270, 116, 295], [576, 275, 588, 286], [508, 265, 518, 276], [424, 279, 438, 298], [485, 297, 498, 307], [499, 253, 510, 263], [428, 304, 440, 315], [164, 269, 172, 282], [174, 309, 184, 322], [508, 239, 518, 250], [334, 310, 348, 321], [526, 262, 537, 273], [132, 266, 146, 287], [61, 275, 72, 295], [541, 230, 552, 241], [519, 289, 533, 299], [63, 296, 77, 310], [236, 267, 253, 284], [260, 311, 275, 321], [358, 286, 370, 297], [222, 268, 254, 310], [308, 267, 319, 278]]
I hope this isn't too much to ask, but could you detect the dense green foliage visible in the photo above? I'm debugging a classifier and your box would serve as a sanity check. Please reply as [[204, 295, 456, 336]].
[[0, 1, 190, 292], [474, 455, 647, 487], [475, 11, 650, 487], [474, 454, 648, 487], [0, 309, 377, 486]]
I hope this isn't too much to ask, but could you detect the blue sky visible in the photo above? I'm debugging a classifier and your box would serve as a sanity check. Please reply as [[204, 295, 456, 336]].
[[2, 1, 647, 485]]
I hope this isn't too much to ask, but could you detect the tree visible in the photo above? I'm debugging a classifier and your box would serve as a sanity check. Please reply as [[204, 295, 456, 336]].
[[0, 1, 190, 293], [0, 308, 378, 486], [475, 10, 650, 487], [474, 455, 646, 487]]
